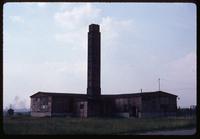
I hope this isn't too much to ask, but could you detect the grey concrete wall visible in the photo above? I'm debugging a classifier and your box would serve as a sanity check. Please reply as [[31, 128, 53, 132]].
[[31, 96, 52, 113], [141, 112, 177, 118], [115, 112, 130, 118], [114, 97, 142, 117], [31, 112, 51, 117]]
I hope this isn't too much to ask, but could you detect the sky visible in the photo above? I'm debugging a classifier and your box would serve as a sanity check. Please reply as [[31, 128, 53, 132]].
[[3, 2, 196, 109]]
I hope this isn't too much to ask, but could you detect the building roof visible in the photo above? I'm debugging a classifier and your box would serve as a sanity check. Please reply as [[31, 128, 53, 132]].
[[30, 92, 87, 98], [30, 91, 177, 98], [101, 91, 177, 98]]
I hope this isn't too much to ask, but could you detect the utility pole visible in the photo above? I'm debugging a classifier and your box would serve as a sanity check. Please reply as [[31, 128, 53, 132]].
[[158, 78, 160, 91]]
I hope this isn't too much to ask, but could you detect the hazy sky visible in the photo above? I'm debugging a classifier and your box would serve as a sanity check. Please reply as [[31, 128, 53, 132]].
[[3, 2, 196, 109]]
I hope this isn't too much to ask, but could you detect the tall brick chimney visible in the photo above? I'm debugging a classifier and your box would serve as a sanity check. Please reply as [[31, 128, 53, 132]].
[[87, 24, 101, 97]]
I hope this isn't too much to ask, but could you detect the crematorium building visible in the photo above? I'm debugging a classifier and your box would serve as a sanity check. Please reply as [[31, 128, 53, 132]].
[[30, 24, 177, 118]]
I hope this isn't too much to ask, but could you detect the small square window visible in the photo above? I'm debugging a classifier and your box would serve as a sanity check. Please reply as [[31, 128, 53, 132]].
[[41, 105, 47, 109], [80, 104, 84, 109]]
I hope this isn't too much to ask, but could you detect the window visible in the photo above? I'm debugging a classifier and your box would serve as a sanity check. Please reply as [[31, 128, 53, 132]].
[[124, 104, 128, 112], [80, 104, 84, 109], [41, 105, 47, 109]]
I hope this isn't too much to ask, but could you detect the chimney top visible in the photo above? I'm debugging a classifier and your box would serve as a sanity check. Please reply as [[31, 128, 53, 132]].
[[89, 24, 99, 32]]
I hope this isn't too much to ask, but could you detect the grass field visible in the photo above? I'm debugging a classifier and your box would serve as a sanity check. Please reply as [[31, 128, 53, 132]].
[[3, 116, 196, 135]]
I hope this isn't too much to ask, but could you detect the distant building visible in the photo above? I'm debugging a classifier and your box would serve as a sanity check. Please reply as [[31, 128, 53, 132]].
[[30, 24, 177, 118], [30, 91, 177, 118]]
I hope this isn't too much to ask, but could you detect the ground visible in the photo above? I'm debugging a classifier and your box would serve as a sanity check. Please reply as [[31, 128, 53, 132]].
[[139, 128, 196, 135], [3, 116, 196, 135]]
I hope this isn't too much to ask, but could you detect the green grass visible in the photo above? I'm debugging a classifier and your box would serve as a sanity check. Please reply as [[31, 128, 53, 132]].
[[3, 116, 196, 135]]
